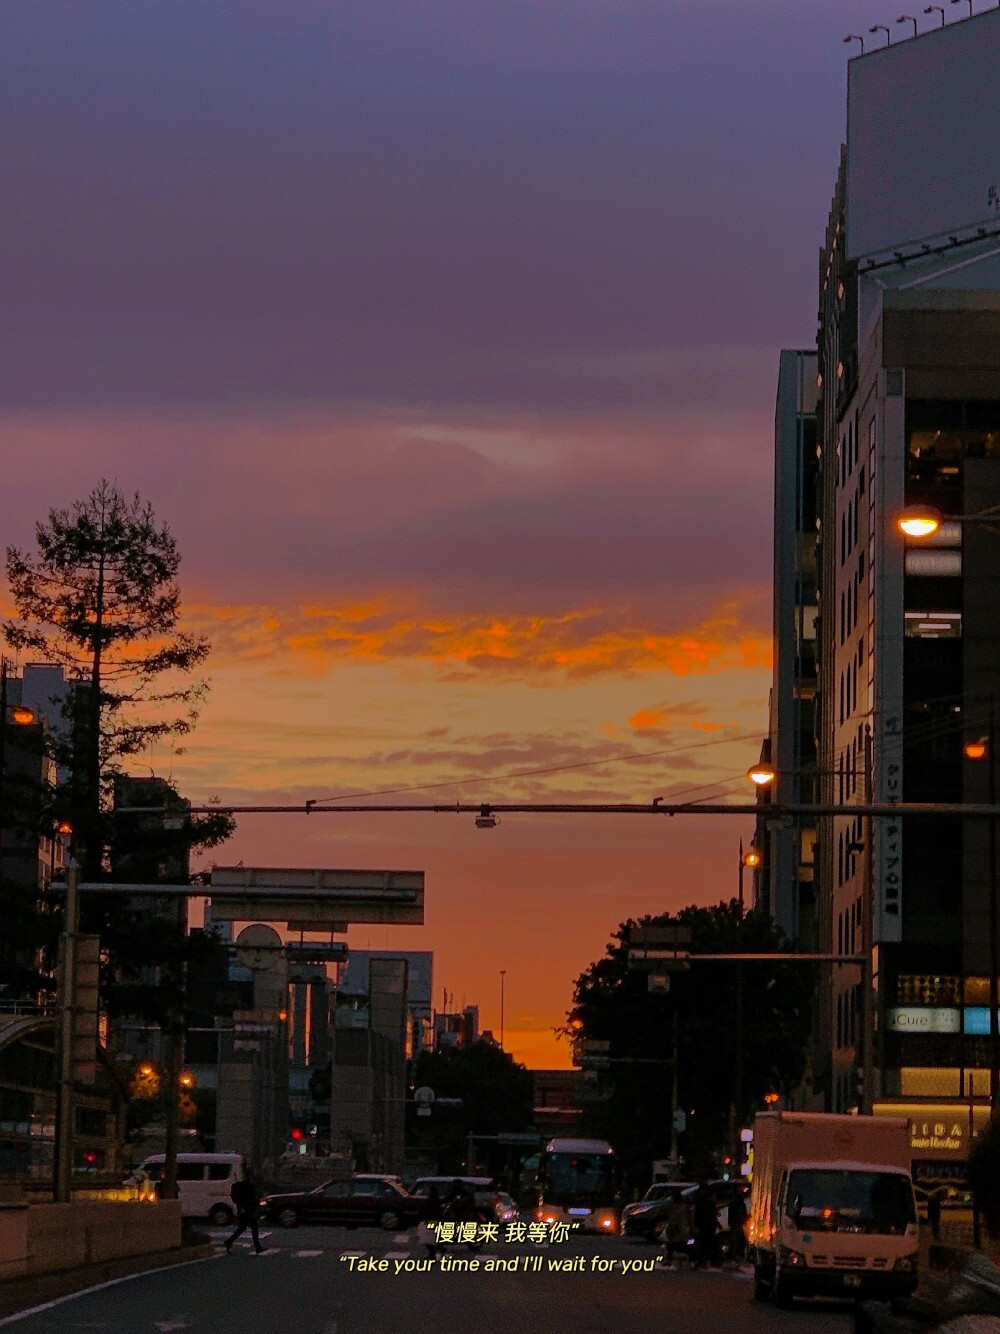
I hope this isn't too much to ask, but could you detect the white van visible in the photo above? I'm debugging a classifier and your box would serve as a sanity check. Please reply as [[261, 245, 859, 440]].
[[134, 1153, 245, 1224]]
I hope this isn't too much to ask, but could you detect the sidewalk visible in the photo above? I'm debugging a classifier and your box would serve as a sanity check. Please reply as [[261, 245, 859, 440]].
[[0, 1242, 214, 1320]]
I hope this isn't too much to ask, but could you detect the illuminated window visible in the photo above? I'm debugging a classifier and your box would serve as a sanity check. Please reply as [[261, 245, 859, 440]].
[[904, 611, 961, 639]]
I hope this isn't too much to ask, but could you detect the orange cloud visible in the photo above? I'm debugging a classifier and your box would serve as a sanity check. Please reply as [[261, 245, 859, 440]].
[[628, 702, 726, 733], [188, 597, 772, 682]]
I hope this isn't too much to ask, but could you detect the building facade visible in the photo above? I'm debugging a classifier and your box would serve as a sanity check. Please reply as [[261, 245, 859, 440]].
[[758, 350, 819, 942], [806, 10, 1000, 1179]]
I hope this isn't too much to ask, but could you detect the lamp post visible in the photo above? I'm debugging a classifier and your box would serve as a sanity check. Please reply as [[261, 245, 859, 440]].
[[897, 503, 1000, 538], [734, 841, 761, 1158], [965, 721, 1000, 1107], [500, 969, 506, 1051], [899, 506, 1000, 1106], [747, 762, 876, 1114]]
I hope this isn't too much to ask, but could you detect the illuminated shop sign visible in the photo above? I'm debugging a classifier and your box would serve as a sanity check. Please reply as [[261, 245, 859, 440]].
[[887, 1007, 960, 1034], [963, 1008, 1000, 1036]]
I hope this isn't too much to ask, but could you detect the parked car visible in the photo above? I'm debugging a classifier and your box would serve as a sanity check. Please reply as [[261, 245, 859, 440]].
[[410, 1176, 502, 1220], [260, 1174, 422, 1230], [496, 1191, 519, 1223], [127, 1152, 245, 1225], [621, 1182, 697, 1242]]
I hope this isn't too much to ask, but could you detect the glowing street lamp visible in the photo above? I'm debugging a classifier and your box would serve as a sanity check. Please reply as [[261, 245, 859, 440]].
[[897, 505, 943, 538], [966, 738, 989, 762], [747, 762, 777, 787], [742, 845, 762, 869]]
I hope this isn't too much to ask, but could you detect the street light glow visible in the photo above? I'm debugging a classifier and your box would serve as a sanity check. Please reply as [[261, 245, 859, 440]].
[[742, 846, 762, 868], [9, 705, 36, 725], [897, 505, 943, 538], [966, 739, 989, 761], [747, 763, 777, 787]]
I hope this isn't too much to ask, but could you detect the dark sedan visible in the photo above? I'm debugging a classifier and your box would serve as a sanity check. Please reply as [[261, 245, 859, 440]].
[[621, 1182, 697, 1241], [260, 1174, 422, 1230]]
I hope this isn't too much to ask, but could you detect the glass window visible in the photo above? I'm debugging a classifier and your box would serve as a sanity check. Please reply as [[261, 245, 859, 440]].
[[786, 1170, 915, 1234], [207, 1163, 235, 1181], [352, 1179, 381, 1196], [177, 1162, 206, 1181], [324, 1181, 351, 1198]]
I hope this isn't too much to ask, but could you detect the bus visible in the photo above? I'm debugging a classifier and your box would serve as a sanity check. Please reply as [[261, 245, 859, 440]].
[[535, 1137, 619, 1234]]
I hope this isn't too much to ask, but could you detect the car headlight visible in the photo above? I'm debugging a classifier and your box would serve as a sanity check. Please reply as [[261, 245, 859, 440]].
[[779, 1246, 806, 1268], [894, 1253, 918, 1273]]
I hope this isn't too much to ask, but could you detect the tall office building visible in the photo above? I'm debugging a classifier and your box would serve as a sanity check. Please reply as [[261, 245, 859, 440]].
[[758, 350, 819, 942], [808, 8, 1000, 1174]]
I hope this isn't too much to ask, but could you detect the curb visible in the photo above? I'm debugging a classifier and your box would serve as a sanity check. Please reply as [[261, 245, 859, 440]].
[[0, 1244, 215, 1319]]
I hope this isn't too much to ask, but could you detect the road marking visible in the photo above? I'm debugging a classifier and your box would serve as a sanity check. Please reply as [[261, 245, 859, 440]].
[[0, 1255, 222, 1327], [340, 1251, 365, 1259], [384, 1251, 409, 1260], [293, 1249, 324, 1258], [153, 1322, 189, 1332], [393, 1233, 409, 1243]]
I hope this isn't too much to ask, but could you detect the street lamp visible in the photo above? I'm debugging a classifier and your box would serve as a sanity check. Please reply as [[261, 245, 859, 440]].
[[897, 505, 944, 537], [733, 840, 760, 1160], [747, 763, 777, 787], [499, 969, 506, 1050], [898, 503, 1000, 537], [896, 14, 920, 34], [924, 5, 946, 23], [963, 722, 1000, 1108]]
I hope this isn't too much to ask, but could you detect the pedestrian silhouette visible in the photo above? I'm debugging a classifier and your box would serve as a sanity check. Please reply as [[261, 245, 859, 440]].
[[225, 1165, 264, 1254]]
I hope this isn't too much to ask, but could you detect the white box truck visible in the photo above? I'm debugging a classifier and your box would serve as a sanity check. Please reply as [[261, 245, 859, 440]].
[[747, 1112, 918, 1305]]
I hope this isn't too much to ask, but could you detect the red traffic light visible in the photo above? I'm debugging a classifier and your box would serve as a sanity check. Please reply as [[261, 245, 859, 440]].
[[290, 1127, 304, 1141]]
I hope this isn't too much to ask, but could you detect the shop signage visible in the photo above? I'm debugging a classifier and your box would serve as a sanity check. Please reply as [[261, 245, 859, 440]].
[[886, 1007, 960, 1034]]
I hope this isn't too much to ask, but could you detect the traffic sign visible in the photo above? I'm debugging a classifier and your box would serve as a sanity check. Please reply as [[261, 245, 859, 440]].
[[628, 922, 692, 947]]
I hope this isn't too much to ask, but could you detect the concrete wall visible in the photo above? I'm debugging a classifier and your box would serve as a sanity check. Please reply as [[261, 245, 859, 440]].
[[0, 1201, 181, 1283]]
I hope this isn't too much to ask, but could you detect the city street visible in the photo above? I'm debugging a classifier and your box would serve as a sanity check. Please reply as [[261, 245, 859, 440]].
[[0, 1227, 854, 1333]]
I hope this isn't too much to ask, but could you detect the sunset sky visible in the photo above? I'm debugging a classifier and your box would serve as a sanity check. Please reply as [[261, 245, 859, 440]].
[[1, 0, 883, 1067]]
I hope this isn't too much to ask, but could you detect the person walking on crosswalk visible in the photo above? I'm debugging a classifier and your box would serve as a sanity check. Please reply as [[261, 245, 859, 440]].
[[225, 1165, 264, 1254]]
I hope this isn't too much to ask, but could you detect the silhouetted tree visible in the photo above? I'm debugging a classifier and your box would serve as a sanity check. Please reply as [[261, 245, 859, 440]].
[[567, 902, 812, 1187]]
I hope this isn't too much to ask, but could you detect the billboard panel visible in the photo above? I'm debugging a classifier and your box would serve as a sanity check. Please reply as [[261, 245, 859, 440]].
[[846, 12, 1000, 259]]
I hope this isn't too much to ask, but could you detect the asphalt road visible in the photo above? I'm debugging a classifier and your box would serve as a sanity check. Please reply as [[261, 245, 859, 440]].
[[0, 1225, 856, 1333]]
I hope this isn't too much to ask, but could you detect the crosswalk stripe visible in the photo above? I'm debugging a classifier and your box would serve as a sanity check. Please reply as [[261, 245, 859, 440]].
[[394, 1234, 409, 1243], [340, 1251, 364, 1259], [293, 1249, 324, 1258], [384, 1251, 409, 1260]]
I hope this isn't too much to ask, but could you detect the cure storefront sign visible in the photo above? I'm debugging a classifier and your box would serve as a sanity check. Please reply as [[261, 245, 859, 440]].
[[887, 1007, 1000, 1035], [887, 1008, 960, 1035]]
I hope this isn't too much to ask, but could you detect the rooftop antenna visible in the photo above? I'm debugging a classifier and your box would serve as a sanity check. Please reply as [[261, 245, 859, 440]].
[[950, 0, 973, 13], [896, 14, 919, 33], [869, 23, 893, 42], [923, 5, 946, 22], [843, 32, 866, 50]]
